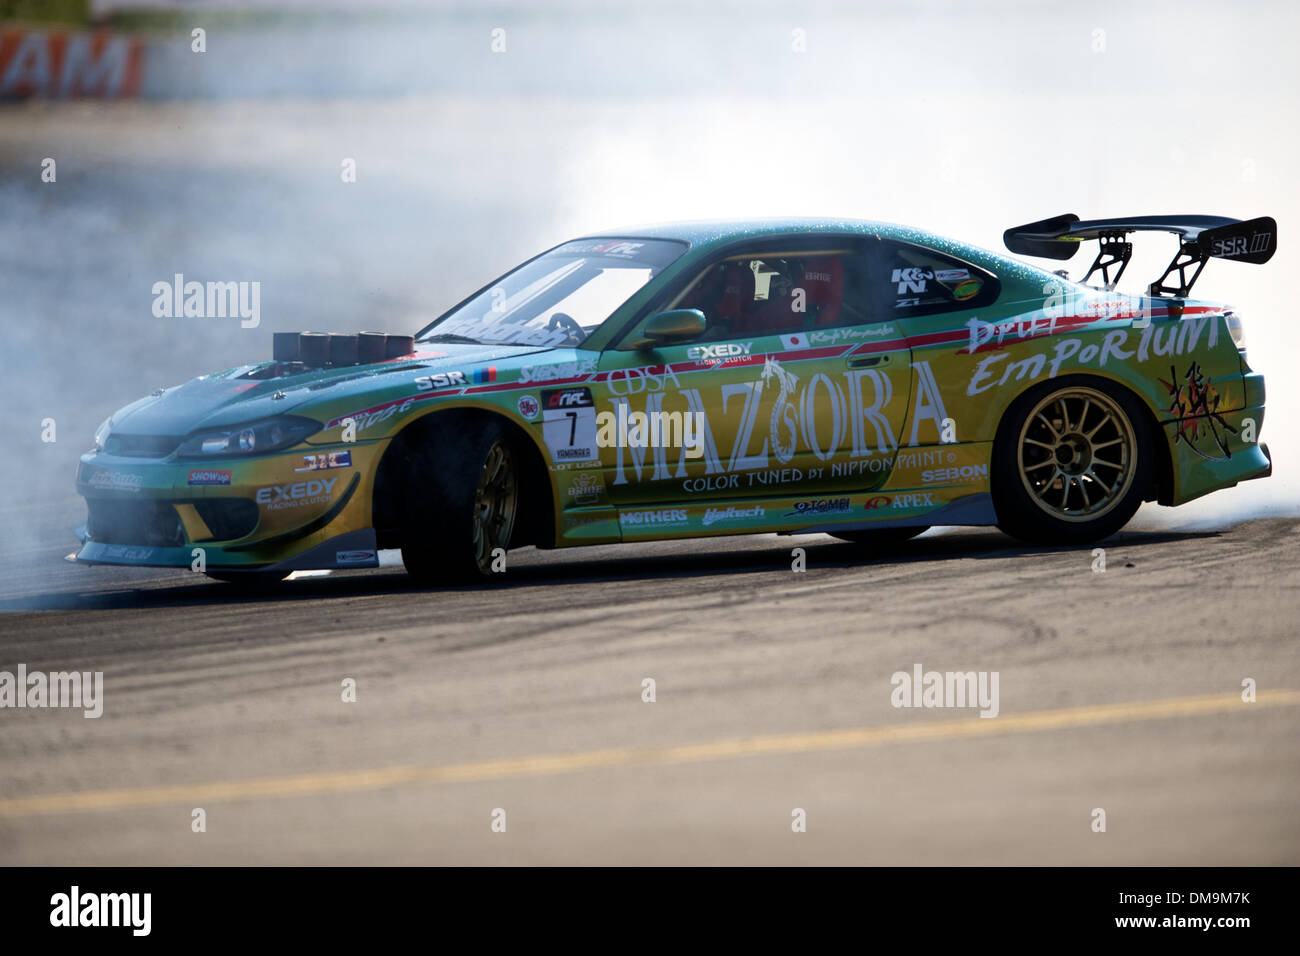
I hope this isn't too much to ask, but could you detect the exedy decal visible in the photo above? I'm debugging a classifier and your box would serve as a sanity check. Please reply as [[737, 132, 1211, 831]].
[[255, 477, 337, 511]]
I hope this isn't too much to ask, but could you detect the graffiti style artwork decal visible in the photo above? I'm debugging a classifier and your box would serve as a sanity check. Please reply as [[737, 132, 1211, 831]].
[[1161, 362, 1236, 461]]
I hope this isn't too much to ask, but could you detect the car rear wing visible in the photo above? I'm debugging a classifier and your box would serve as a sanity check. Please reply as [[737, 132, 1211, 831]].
[[1003, 213, 1277, 297]]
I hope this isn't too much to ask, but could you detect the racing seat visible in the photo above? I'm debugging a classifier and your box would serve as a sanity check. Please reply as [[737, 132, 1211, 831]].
[[687, 262, 755, 340], [802, 256, 844, 327]]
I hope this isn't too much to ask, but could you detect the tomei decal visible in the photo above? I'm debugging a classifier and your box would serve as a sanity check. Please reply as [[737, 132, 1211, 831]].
[[294, 450, 352, 472], [255, 477, 338, 511], [187, 469, 232, 485], [785, 497, 852, 517], [966, 316, 1221, 397], [541, 388, 598, 463], [415, 371, 468, 391]]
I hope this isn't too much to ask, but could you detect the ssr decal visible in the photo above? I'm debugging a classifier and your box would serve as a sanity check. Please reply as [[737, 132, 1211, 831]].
[[415, 371, 468, 391]]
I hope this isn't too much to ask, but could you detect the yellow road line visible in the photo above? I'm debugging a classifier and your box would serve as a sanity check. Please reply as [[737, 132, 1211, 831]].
[[2, 689, 1295, 817]]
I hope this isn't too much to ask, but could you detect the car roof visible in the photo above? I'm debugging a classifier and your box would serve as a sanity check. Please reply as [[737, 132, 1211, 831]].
[[576, 217, 1050, 288], [579, 217, 898, 246]]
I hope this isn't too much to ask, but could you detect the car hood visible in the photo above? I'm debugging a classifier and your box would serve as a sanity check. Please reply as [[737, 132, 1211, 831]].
[[107, 342, 554, 438]]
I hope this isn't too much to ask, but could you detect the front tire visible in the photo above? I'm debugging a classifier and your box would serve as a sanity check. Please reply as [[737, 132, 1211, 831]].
[[992, 376, 1151, 545], [399, 417, 520, 584]]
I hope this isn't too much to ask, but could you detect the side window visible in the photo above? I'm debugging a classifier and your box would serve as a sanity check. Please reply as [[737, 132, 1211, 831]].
[[672, 250, 873, 342], [873, 240, 999, 318]]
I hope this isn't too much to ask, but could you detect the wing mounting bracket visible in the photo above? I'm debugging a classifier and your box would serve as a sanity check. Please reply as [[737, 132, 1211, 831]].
[[1081, 233, 1133, 291], [1148, 241, 1210, 298]]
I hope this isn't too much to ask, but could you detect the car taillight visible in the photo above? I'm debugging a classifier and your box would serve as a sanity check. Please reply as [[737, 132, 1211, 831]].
[[1226, 311, 1246, 348]]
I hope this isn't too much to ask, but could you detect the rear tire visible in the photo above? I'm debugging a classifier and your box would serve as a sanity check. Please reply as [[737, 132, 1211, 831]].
[[399, 416, 520, 585], [992, 376, 1151, 545]]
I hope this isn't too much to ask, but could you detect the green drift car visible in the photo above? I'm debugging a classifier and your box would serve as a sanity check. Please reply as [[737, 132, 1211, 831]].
[[75, 214, 1276, 583]]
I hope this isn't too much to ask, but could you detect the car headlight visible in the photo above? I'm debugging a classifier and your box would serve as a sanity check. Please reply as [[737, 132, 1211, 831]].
[[1225, 311, 1246, 349], [92, 417, 112, 452], [176, 415, 322, 458]]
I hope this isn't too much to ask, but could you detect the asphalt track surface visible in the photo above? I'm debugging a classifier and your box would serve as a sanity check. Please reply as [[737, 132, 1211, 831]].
[[2, 515, 1297, 865]]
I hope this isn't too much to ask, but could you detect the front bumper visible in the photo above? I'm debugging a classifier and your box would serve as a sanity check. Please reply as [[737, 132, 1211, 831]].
[[72, 442, 382, 570]]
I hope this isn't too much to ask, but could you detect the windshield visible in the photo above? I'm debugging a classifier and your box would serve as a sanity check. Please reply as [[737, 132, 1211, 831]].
[[417, 238, 687, 348]]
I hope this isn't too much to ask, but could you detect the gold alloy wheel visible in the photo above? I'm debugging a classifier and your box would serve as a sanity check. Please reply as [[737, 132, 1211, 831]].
[[1017, 386, 1137, 523], [471, 440, 518, 573]]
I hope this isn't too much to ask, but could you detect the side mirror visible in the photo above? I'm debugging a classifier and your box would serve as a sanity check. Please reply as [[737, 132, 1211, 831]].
[[642, 308, 706, 344]]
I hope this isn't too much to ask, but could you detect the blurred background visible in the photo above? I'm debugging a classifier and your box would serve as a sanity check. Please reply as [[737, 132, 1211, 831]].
[[1, 0, 1297, 577]]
